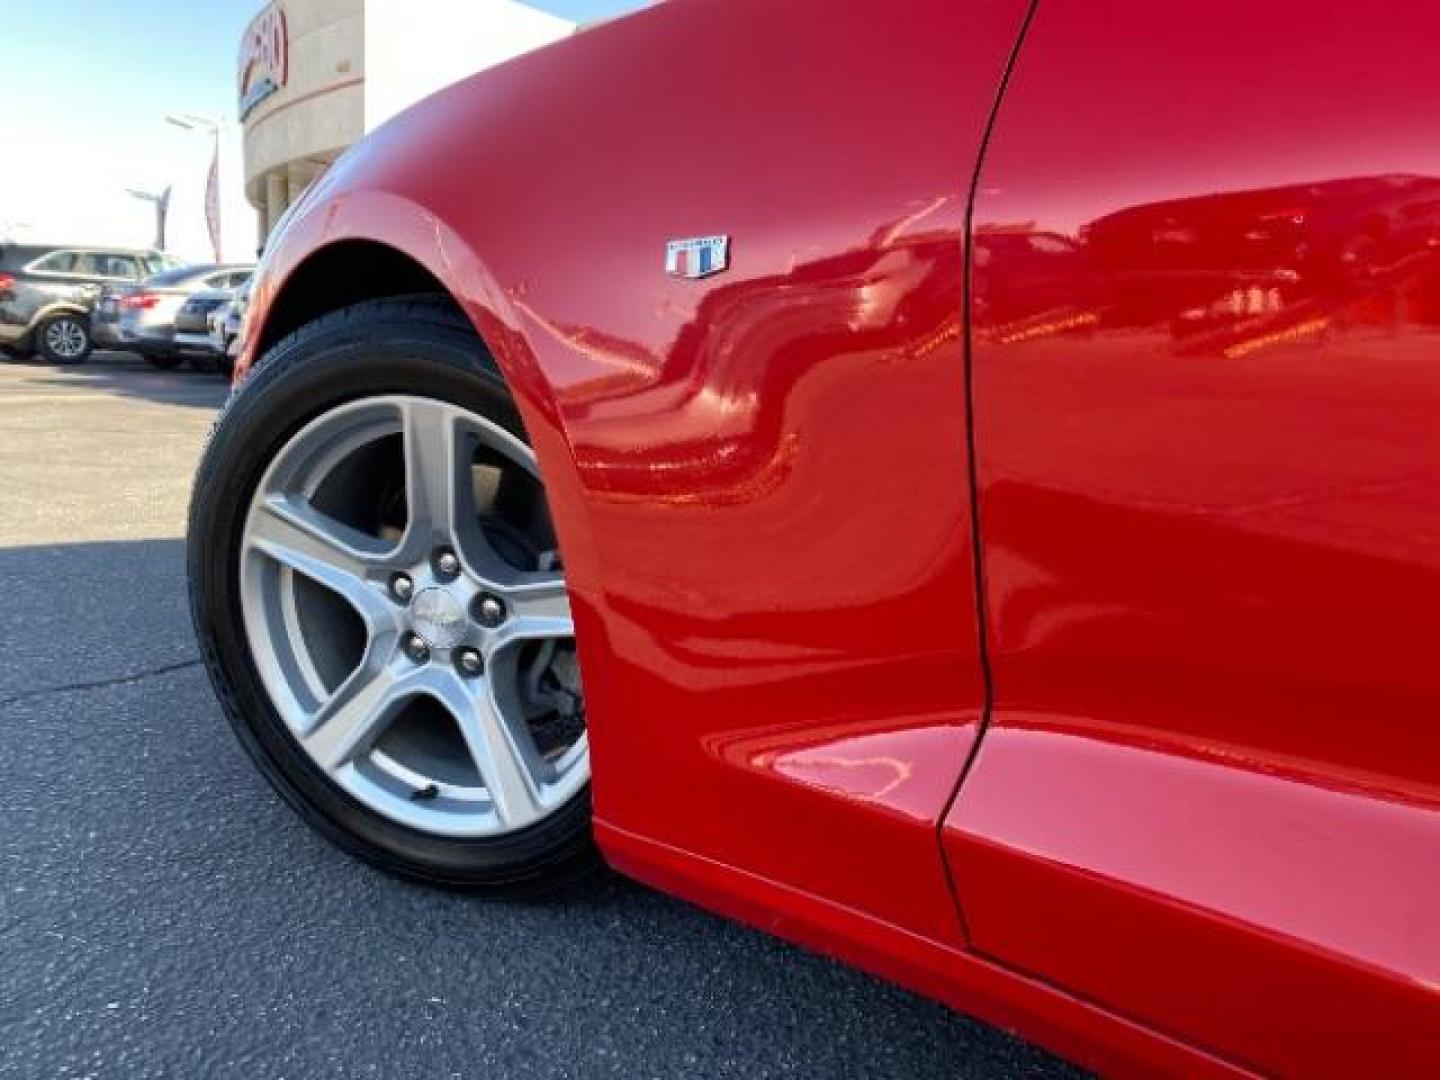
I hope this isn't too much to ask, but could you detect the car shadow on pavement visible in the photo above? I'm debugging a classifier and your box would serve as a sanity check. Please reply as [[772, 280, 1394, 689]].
[[0, 537, 1082, 1079], [1, 350, 229, 410]]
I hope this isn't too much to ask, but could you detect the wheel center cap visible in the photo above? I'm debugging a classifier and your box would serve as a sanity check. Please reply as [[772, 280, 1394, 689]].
[[410, 587, 468, 649]]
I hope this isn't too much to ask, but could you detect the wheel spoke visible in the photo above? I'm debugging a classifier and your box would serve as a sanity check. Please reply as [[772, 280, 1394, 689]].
[[490, 571, 574, 655], [400, 398, 469, 552], [247, 494, 395, 625], [426, 670, 544, 828], [302, 659, 407, 772]]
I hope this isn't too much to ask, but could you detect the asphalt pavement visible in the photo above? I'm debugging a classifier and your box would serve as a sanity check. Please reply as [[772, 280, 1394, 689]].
[[0, 351, 1081, 1079]]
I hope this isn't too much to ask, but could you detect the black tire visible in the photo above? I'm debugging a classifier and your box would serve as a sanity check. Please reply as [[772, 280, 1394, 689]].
[[34, 313, 92, 364], [188, 353, 221, 374], [145, 353, 184, 370], [187, 295, 598, 893]]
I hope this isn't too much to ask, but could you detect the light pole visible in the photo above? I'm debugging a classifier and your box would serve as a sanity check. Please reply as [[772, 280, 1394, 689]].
[[126, 186, 171, 251], [166, 114, 227, 261]]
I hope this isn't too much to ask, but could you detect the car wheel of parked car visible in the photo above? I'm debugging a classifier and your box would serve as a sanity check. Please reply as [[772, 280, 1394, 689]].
[[35, 314, 91, 364], [188, 296, 596, 892]]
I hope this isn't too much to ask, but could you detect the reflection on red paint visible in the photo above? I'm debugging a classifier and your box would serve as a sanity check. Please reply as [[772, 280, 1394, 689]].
[[976, 175, 1440, 360], [706, 720, 962, 825]]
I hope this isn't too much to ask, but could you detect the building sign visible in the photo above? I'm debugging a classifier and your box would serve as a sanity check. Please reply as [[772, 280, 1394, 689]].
[[239, 7, 288, 121]]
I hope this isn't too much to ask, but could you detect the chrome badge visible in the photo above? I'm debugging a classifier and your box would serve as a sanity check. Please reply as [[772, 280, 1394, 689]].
[[665, 235, 730, 279]]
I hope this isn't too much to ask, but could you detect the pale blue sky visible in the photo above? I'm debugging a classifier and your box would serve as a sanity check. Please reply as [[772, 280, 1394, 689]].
[[0, 0, 651, 250], [527, 0, 648, 19], [1, 0, 644, 127]]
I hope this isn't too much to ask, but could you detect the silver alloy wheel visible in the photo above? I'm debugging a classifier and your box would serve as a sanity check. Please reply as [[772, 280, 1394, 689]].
[[44, 317, 87, 359], [239, 395, 588, 838]]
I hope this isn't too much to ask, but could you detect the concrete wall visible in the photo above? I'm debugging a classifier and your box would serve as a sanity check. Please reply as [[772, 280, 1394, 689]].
[[241, 0, 365, 238]]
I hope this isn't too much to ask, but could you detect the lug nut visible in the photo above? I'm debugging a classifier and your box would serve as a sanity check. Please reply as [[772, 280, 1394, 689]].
[[403, 633, 431, 663], [389, 572, 414, 602], [455, 647, 484, 677], [435, 549, 461, 578], [475, 594, 507, 628]]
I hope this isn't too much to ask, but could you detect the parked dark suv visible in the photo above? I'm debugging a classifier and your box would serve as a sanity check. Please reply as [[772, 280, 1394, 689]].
[[0, 244, 184, 363]]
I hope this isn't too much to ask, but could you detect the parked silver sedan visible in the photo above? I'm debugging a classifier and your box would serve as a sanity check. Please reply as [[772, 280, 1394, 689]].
[[174, 283, 247, 373], [206, 278, 250, 378], [93, 264, 252, 369]]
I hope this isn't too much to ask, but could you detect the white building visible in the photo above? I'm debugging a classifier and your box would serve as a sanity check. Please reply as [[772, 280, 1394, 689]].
[[239, 0, 575, 243]]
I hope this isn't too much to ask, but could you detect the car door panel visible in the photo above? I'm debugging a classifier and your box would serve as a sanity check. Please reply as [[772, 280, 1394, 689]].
[[947, 1, 1440, 1073]]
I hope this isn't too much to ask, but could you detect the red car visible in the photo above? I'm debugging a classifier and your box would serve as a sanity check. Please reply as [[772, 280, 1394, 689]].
[[187, 1, 1439, 1074]]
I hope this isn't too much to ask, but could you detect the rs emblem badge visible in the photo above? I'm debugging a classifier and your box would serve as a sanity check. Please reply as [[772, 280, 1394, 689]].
[[665, 235, 730, 279]]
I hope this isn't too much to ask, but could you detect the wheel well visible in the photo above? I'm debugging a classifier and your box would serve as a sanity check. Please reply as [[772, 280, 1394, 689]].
[[255, 240, 464, 356], [33, 303, 89, 324]]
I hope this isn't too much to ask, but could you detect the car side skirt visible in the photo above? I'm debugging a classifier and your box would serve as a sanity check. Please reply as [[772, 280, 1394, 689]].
[[595, 819, 1248, 1079]]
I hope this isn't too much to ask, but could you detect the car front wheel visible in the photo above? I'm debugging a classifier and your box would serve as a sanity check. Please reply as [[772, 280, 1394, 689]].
[[187, 296, 596, 892], [36, 314, 91, 364]]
